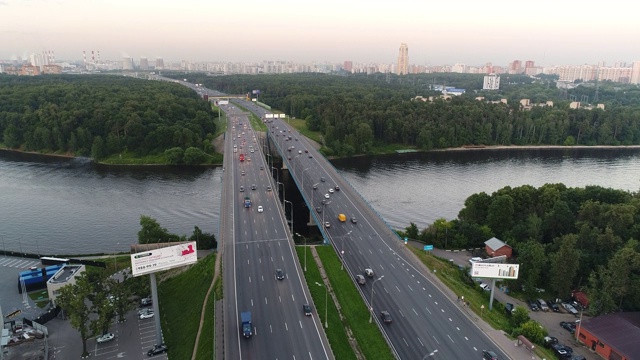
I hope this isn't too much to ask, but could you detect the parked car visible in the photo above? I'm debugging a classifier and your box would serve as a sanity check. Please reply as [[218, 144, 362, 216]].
[[504, 303, 515, 315], [147, 344, 168, 356], [380, 311, 392, 323], [543, 336, 558, 347], [303, 304, 312, 316], [139, 310, 154, 319], [469, 257, 483, 264], [551, 343, 573, 359], [537, 299, 549, 311], [96, 333, 115, 344], [482, 350, 498, 360], [560, 321, 576, 334], [527, 299, 539, 311], [479, 283, 491, 292], [562, 302, 579, 315], [140, 297, 152, 307], [547, 300, 560, 312]]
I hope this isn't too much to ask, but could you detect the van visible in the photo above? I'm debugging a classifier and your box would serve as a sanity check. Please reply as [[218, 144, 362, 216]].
[[537, 299, 549, 312], [338, 214, 346, 222]]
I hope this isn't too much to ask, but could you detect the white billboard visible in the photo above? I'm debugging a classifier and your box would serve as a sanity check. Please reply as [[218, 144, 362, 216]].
[[471, 263, 519, 280], [218, 100, 229, 105], [278, 114, 286, 118], [131, 242, 197, 277], [265, 113, 274, 118]]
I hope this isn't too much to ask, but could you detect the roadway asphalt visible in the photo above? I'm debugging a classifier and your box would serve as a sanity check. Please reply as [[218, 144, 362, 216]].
[[237, 100, 511, 360], [220, 104, 332, 360]]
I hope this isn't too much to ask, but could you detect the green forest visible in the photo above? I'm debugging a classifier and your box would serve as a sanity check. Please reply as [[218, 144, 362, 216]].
[[0, 74, 218, 164], [399, 184, 640, 315], [176, 72, 640, 156]]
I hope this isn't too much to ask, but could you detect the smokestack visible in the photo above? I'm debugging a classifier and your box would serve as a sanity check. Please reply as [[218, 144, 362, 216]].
[[83, 50, 87, 68]]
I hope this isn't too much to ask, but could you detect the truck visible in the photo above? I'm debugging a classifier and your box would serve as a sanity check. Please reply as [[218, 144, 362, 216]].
[[244, 196, 251, 208], [241, 311, 252, 338], [239, 153, 245, 161]]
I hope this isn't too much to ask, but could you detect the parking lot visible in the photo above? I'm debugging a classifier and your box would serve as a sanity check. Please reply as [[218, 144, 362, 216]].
[[0, 255, 167, 359]]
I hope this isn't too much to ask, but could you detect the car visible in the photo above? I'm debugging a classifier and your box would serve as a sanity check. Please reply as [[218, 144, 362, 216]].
[[335, 186, 340, 191], [140, 297, 152, 306], [288, 148, 292, 152], [257, 206, 264, 213], [241, 171, 245, 176], [469, 257, 483, 264], [303, 304, 312, 316], [355, 275, 366, 285], [543, 336, 559, 347], [260, 165, 264, 170], [551, 344, 572, 359], [308, 154, 313, 158], [139, 310, 155, 319], [537, 299, 549, 311], [364, 268, 374, 277], [147, 344, 168, 356], [305, 149, 308, 153], [138, 308, 153, 315], [548, 300, 560, 312], [528, 299, 539, 311], [321, 177, 326, 182], [316, 207, 322, 213], [96, 333, 115, 344], [324, 221, 331, 228], [276, 269, 285, 280], [504, 302, 515, 315], [562, 302, 579, 315], [295, 138, 298, 141], [298, 150, 302, 154], [251, 184, 257, 190], [380, 311, 392, 323], [560, 321, 576, 333], [324, 193, 330, 199], [313, 184, 317, 189], [239, 186, 244, 192], [266, 185, 272, 191], [351, 217, 357, 224], [482, 350, 498, 360], [328, 188, 334, 193], [479, 283, 491, 292]]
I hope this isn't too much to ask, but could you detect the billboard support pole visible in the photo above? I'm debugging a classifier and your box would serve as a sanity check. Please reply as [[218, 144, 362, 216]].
[[489, 278, 497, 310], [150, 273, 163, 345]]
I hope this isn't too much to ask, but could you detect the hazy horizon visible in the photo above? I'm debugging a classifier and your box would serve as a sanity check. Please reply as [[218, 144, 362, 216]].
[[1, 0, 638, 66]]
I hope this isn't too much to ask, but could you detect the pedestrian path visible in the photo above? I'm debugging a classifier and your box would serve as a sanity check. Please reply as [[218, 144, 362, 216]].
[[0, 256, 40, 269]]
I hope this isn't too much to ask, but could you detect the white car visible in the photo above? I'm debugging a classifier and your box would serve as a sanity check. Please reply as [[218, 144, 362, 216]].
[[96, 333, 115, 343], [139, 310, 154, 319], [469, 257, 483, 264], [257, 206, 264, 213], [328, 188, 334, 193], [324, 194, 330, 199], [479, 283, 491, 292]]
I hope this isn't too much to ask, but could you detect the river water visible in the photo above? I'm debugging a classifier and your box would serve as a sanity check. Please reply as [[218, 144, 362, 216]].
[[1, 147, 639, 255]]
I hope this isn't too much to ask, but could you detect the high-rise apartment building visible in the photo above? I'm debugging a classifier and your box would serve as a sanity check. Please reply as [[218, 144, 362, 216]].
[[509, 60, 522, 74], [139, 57, 149, 70], [122, 57, 134, 70], [631, 61, 640, 84], [343, 60, 353, 73], [483, 74, 500, 90], [155, 58, 164, 70], [397, 43, 409, 75]]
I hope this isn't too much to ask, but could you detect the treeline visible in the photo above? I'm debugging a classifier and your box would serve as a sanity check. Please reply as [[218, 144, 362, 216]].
[[399, 184, 640, 315], [173, 73, 640, 156], [137, 215, 217, 250], [0, 74, 217, 162]]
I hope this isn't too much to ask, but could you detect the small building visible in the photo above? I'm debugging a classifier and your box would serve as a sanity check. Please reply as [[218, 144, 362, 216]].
[[484, 237, 513, 259], [577, 312, 640, 360], [47, 264, 85, 306]]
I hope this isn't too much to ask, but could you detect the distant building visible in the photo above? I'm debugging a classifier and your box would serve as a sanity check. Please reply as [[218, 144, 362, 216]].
[[42, 65, 62, 74], [577, 312, 640, 360], [20, 64, 40, 76], [123, 57, 134, 70], [483, 74, 500, 90], [343, 60, 353, 73], [484, 237, 512, 258], [509, 60, 522, 74], [139, 57, 149, 70], [397, 43, 409, 75], [630, 61, 640, 84], [155, 58, 164, 70]]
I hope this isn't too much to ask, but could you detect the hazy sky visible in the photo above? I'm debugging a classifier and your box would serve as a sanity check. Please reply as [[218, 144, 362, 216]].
[[1, 0, 638, 66]]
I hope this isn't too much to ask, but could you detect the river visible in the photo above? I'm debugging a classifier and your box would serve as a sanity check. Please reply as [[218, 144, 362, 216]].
[[1, 147, 639, 255]]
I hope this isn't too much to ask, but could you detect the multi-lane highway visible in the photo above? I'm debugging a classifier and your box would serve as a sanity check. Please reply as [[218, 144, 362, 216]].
[[233, 99, 510, 360], [219, 103, 332, 360]]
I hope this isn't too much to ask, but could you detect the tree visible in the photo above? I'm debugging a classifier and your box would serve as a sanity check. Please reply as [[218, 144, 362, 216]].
[[91, 135, 106, 160], [550, 234, 581, 298], [189, 226, 217, 249], [517, 320, 546, 344], [511, 306, 530, 328], [486, 194, 515, 237], [164, 147, 184, 165], [138, 215, 176, 244], [516, 240, 547, 295], [55, 272, 94, 357], [183, 146, 207, 165], [404, 222, 419, 240], [3, 124, 20, 148]]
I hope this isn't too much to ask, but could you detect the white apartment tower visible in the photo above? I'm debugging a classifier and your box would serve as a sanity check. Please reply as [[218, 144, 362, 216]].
[[632, 61, 640, 84], [397, 43, 409, 75], [483, 74, 500, 90]]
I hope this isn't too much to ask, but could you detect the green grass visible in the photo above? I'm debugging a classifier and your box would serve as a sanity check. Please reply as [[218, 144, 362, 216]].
[[99, 150, 221, 165], [158, 253, 216, 360], [194, 276, 220, 359], [315, 246, 395, 360], [28, 289, 50, 308], [295, 247, 357, 360], [233, 103, 268, 132], [211, 105, 228, 139]]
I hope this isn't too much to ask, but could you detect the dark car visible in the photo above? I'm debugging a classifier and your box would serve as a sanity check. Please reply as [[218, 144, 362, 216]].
[[380, 311, 392, 323], [548, 300, 560, 312], [147, 344, 168, 356], [350, 217, 357, 224], [140, 297, 152, 307], [551, 344, 573, 359], [316, 207, 322, 213], [504, 302, 514, 315], [527, 299, 539, 311], [334, 186, 340, 191], [320, 177, 325, 182], [313, 184, 317, 189], [276, 269, 285, 280], [560, 321, 576, 333], [543, 336, 558, 347], [303, 304, 312, 316], [482, 350, 498, 360]]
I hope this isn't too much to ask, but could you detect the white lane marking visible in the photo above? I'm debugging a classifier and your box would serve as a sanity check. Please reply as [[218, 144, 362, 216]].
[[270, 325, 272, 333], [395, 286, 401, 292], [265, 298, 268, 304], [251, 299, 254, 306], [285, 323, 288, 331], [380, 265, 385, 270], [261, 275, 264, 281], [435, 301, 438, 305], [399, 310, 405, 318], [247, 259, 249, 264], [448, 335, 454, 343], [441, 309, 445, 313], [408, 285, 413, 292], [384, 287, 389, 294], [473, 347, 477, 351], [425, 307, 431, 314], [413, 308, 418, 316], [368, 249, 373, 254], [418, 337, 424, 347], [259, 258, 261, 263], [279, 296, 282, 303], [433, 336, 440, 344], [299, 320, 303, 328], [390, 263, 396, 269], [292, 294, 295, 302], [249, 276, 252, 283], [403, 338, 408, 346]]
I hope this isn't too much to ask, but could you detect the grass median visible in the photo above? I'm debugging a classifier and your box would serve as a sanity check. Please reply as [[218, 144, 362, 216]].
[[158, 253, 216, 360], [315, 246, 395, 360], [194, 274, 222, 359]]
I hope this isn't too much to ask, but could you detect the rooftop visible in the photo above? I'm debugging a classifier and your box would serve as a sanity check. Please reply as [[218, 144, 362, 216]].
[[581, 312, 640, 358], [485, 237, 509, 251], [48, 265, 83, 284]]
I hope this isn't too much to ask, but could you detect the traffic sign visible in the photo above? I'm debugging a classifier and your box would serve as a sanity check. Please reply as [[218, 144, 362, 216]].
[[424, 245, 434, 251]]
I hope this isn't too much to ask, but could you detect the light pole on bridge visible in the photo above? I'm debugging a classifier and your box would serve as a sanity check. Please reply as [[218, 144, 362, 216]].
[[284, 200, 293, 234], [341, 230, 352, 271], [369, 275, 384, 323]]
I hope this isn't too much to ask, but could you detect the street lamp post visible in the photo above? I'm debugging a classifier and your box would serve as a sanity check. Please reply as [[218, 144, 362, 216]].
[[315, 282, 328, 329], [272, 166, 279, 185], [266, 153, 272, 170], [341, 230, 352, 271], [369, 275, 384, 323], [296, 232, 307, 272], [301, 167, 309, 194], [284, 200, 293, 234], [277, 181, 285, 204]]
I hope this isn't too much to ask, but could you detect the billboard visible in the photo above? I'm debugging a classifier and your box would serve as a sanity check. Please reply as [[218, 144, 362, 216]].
[[278, 114, 286, 118], [252, 90, 260, 95], [218, 100, 229, 105], [265, 113, 274, 118], [131, 242, 197, 277], [471, 262, 519, 280]]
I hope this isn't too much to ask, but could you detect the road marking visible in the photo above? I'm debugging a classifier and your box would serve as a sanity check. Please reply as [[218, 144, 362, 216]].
[[395, 286, 401, 292], [380, 265, 385, 270], [299, 320, 303, 328], [285, 322, 288, 331], [249, 276, 251, 283], [403, 338, 408, 346], [408, 285, 413, 292], [434, 301, 438, 305], [279, 296, 282, 303], [465, 336, 469, 341], [417, 337, 424, 346], [399, 310, 405, 318], [269, 325, 272, 333], [413, 308, 418, 316], [259, 258, 261, 263], [390, 263, 396, 269], [473, 347, 477, 351], [425, 307, 432, 314], [247, 259, 249, 264], [441, 309, 445, 313], [261, 275, 264, 281], [433, 336, 440, 344], [456, 327, 460, 331], [448, 335, 454, 343], [251, 299, 254, 306], [291, 294, 295, 302], [265, 297, 268, 304]]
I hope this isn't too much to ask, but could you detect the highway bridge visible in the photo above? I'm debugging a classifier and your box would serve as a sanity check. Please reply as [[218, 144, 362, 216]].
[[165, 79, 509, 360]]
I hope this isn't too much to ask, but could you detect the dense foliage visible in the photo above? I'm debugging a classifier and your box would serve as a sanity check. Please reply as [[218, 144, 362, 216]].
[[174, 72, 640, 156], [0, 74, 217, 161], [137, 215, 217, 250], [401, 184, 640, 315]]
